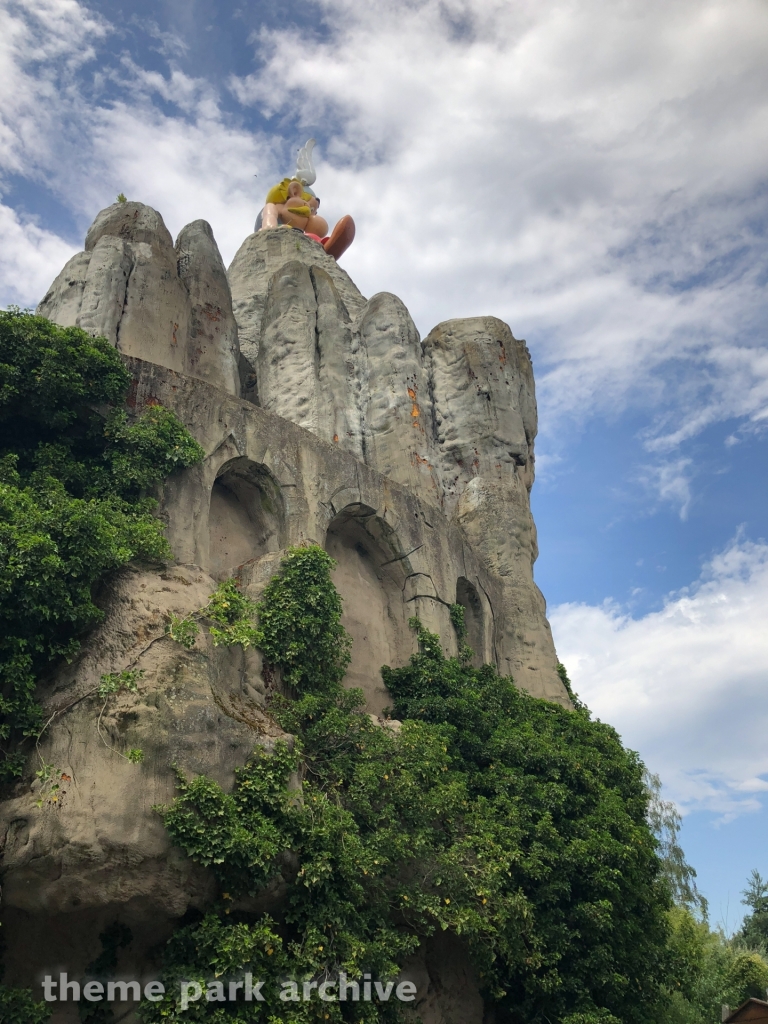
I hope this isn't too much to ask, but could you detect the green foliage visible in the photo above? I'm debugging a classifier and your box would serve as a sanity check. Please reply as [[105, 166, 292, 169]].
[[164, 579, 259, 651], [726, 948, 768, 1002], [166, 614, 200, 650], [116, 193, 127, 203], [384, 619, 671, 1023], [658, 905, 768, 1023], [33, 759, 67, 807], [0, 985, 50, 1024], [253, 545, 351, 692], [645, 771, 707, 917], [206, 578, 258, 648], [80, 921, 133, 1023], [145, 546, 672, 1024], [632, 799, 768, 1018], [98, 669, 143, 699], [740, 870, 768, 950], [105, 406, 207, 493], [0, 309, 204, 778], [449, 602, 473, 662], [0, 308, 130, 425], [96, 671, 145, 765], [561, 1014, 620, 1024]]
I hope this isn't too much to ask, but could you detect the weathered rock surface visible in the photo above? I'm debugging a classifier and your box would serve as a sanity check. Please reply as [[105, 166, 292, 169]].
[[176, 219, 240, 395], [360, 290, 441, 502], [5, 202, 569, 1020], [0, 561, 291, 1021], [228, 227, 366, 371], [424, 317, 562, 699], [37, 202, 240, 395]]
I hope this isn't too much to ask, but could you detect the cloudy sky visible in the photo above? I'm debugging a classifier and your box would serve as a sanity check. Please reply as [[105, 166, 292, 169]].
[[2, 0, 766, 926]]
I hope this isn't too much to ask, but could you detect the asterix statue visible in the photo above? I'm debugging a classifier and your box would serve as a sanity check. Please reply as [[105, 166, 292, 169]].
[[256, 139, 355, 261]]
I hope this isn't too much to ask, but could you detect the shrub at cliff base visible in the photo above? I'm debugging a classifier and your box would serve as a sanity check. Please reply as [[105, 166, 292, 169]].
[[143, 546, 671, 1024], [0, 308, 204, 779]]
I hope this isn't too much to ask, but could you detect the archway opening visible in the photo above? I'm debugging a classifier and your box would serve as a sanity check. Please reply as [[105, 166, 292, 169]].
[[325, 505, 408, 715], [456, 577, 485, 668], [208, 458, 285, 576]]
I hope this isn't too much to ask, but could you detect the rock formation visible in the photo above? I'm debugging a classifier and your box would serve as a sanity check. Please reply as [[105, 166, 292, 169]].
[[1, 202, 568, 1023]]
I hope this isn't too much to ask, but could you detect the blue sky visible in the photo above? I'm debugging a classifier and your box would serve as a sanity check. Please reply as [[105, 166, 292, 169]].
[[1, 0, 767, 928]]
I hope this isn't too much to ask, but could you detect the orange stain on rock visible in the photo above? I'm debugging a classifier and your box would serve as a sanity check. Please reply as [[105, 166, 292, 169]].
[[407, 388, 420, 420], [411, 452, 433, 468], [202, 302, 222, 322]]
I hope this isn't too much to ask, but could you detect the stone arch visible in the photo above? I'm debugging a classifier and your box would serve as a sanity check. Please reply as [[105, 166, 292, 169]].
[[456, 577, 485, 668], [324, 504, 410, 715], [208, 457, 286, 576]]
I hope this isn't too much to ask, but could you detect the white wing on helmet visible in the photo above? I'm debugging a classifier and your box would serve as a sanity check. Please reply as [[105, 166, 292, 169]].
[[295, 139, 317, 186]]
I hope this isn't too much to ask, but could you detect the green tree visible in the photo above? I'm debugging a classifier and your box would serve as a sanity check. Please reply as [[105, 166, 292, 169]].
[[0, 309, 204, 778], [645, 771, 708, 918], [740, 870, 768, 950], [657, 898, 768, 1023]]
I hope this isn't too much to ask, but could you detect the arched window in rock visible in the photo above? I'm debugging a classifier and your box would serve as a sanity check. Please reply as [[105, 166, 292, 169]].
[[324, 504, 409, 716], [455, 577, 485, 667], [208, 458, 285, 576]]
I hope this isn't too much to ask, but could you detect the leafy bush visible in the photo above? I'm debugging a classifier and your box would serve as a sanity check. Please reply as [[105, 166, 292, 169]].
[[146, 545, 672, 1024], [207, 578, 259, 648], [0, 985, 51, 1024], [384, 619, 671, 1023], [659, 904, 768, 1023], [253, 545, 351, 692], [0, 309, 204, 778]]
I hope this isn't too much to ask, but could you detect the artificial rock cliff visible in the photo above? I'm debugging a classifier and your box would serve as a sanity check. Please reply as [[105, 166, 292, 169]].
[[1, 201, 568, 1023]]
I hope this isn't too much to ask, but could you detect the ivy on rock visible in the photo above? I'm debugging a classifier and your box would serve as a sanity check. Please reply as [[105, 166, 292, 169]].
[[0, 309, 204, 779], [144, 545, 671, 1024]]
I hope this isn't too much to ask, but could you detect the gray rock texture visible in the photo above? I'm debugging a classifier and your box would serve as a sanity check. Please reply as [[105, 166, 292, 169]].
[[176, 219, 240, 395], [37, 202, 240, 395], [425, 317, 563, 699], [228, 227, 366, 371], [4, 202, 569, 1021]]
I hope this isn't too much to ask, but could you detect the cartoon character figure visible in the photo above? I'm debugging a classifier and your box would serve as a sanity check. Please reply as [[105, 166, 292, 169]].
[[261, 179, 329, 236], [257, 139, 355, 261]]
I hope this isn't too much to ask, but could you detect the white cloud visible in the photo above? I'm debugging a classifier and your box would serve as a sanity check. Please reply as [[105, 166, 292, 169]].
[[0, 201, 77, 306], [637, 456, 694, 519], [0, 0, 108, 176], [79, 97, 277, 260], [550, 534, 768, 820]]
